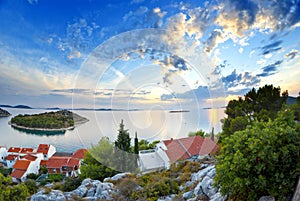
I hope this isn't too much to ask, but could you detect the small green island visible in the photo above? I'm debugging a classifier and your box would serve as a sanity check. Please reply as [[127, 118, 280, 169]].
[[9, 110, 88, 131], [0, 108, 11, 117]]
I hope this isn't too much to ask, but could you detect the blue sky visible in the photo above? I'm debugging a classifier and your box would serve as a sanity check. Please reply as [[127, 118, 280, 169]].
[[0, 0, 299, 109]]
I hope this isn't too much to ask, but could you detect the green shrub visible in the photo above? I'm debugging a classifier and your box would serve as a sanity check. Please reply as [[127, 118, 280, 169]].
[[25, 179, 38, 194], [61, 177, 82, 191]]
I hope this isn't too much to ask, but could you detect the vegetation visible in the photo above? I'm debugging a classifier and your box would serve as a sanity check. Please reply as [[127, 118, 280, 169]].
[[215, 85, 300, 201], [10, 110, 78, 129], [220, 84, 288, 141], [188, 129, 206, 137], [80, 137, 118, 181], [137, 139, 160, 150], [0, 173, 30, 201], [0, 167, 12, 177], [113, 161, 203, 201]]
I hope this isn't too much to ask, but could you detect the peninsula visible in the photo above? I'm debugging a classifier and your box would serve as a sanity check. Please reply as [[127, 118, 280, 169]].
[[9, 110, 88, 131], [0, 108, 11, 117]]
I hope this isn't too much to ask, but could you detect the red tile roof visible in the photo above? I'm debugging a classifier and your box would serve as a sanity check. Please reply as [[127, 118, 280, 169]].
[[8, 147, 21, 153], [20, 148, 34, 153], [46, 156, 80, 169], [72, 149, 88, 159], [6, 154, 18, 161], [10, 169, 26, 179], [163, 136, 219, 163], [20, 154, 37, 161], [40, 160, 48, 166], [13, 160, 31, 170], [37, 144, 50, 154]]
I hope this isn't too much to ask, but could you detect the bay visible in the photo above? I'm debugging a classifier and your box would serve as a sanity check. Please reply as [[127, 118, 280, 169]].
[[0, 108, 225, 152]]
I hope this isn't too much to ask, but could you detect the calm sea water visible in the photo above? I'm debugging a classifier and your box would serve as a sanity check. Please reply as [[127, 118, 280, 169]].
[[0, 108, 225, 152]]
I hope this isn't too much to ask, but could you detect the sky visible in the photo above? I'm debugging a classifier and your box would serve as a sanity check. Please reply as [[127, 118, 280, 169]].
[[0, 0, 300, 110]]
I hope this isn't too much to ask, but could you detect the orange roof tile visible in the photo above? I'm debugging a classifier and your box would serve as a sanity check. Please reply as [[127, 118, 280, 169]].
[[8, 147, 21, 153], [13, 160, 31, 170], [162, 136, 218, 163], [37, 144, 50, 154], [10, 169, 26, 179], [72, 149, 88, 159], [6, 154, 18, 161], [20, 148, 34, 153], [46, 156, 80, 169], [40, 160, 48, 166], [20, 155, 37, 161]]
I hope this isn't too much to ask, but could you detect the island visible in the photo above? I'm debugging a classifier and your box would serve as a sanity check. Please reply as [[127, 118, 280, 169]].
[[0, 108, 11, 117], [9, 110, 88, 132]]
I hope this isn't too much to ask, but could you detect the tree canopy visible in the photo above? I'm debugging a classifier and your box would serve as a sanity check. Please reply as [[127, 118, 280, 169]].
[[221, 84, 288, 140], [215, 108, 300, 200]]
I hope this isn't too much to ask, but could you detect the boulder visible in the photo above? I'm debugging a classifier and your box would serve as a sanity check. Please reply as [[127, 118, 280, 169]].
[[157, 194, 176, 201], [81, 178, 92, 186], [258, 196, 275, 201], [31, 189, 66, 201], [191, 165, 215, 182], [201, 176, 218, 198], [72, 185, 88, 197], [86, 187, 96, 197], [104, 172, 130, 182], [210, 192, 227, 201], [183, 191, 194, 199]]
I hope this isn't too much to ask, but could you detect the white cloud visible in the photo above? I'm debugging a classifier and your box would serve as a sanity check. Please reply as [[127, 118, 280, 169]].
[[238, 47, 244, 54]]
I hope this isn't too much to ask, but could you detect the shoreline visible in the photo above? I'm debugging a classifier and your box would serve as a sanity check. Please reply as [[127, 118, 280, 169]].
[[9, 122, 75, 132]]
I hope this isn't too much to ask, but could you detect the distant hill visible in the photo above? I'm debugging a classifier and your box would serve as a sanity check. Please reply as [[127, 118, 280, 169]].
[[0, 108, 11, 117], [0, 104, 32, 109]]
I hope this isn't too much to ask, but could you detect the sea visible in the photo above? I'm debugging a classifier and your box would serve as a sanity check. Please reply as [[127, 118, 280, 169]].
[[0, 108, 225, 152]]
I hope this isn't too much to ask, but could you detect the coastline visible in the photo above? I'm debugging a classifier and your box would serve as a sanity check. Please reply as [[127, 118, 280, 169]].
[[9, 122, 75, 132]]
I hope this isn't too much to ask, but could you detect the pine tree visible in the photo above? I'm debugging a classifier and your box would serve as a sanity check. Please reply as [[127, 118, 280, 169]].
[[134, 131, 139, 155], [115, 120, 131, 172]]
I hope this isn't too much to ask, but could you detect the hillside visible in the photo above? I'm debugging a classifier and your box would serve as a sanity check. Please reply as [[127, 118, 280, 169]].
[[0, 108, 11, 117], [10, 110, 88, 130]]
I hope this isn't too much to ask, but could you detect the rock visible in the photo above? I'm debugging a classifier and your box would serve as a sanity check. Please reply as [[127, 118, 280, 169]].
[[83, 197, 98, 201], [31, 189, 66, 201], [91, 180, 100, 187], [183, 191, 194, 199], [258, 196, 275, 201], [191, 165, 215, 182], [95, 182, 114, 199], [201, 176, 218, 198], [72, 185, 88, 197], [104, 172, 130, 182], [210, 192, 227, 201], [86, 187, 96, 197], [81, 178, 92, 186], [157, 194, 176, 201], [193, 181, 204, 196], [206, 168, 216, 178]]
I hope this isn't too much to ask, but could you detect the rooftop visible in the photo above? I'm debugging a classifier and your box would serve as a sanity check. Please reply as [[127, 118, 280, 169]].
[[72, 148, 88, 159], [13, 160, 31, 170], [10, 169, 26, 179]]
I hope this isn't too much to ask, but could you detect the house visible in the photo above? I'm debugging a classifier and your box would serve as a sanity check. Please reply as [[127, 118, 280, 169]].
[[72, 148, 88, 163], [138, 136, 220, 172], [0, 146, 7, 162], [36, 144, 56, 160], [45, 156, 80, 177], [10, 158, 40, 182], [6, 154, 19, 168]]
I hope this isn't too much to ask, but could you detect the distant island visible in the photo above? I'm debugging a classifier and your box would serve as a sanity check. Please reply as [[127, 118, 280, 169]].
[[0, 104, 32, 109], [0, 108, 11, 117], [9, 110, 88, 131], [169, 110, 190, 113]]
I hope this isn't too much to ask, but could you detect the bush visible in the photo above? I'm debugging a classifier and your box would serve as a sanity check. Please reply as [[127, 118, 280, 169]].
[[26, 173, 39, 180], [0, 167, 12, 177], [47, 174, 63, 182], [25, 179, 38, 194], [215, 109, 300, 200], [61, 177, 82, 191]]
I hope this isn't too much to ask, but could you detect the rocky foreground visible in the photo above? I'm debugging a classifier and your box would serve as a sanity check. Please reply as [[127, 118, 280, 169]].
[[31, 164, 226, 201]]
